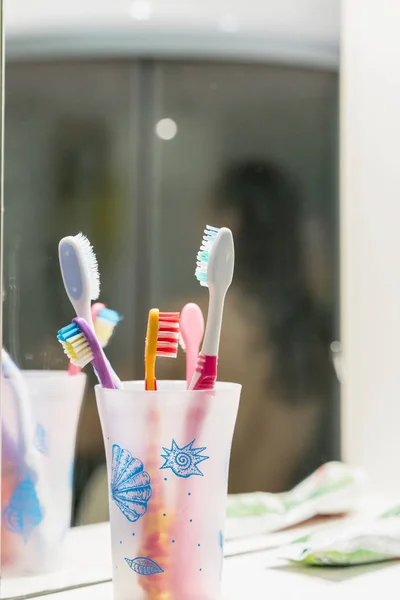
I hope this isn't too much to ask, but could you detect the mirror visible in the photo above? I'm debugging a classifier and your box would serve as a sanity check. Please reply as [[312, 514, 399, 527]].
[[1, 1, 340, 596]]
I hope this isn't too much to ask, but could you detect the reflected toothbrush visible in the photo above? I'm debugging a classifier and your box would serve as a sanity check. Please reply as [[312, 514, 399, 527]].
[[179, 303, 204, 388], [1, 350, 36, 469], [58, 233, 121, 388], [67, 303, 121, 376], [92, 303, 121, 345], [189, 226, 235, 390]]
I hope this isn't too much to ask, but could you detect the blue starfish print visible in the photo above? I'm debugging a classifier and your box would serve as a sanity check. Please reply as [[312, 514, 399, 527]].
[[160, 439, 209, 478]]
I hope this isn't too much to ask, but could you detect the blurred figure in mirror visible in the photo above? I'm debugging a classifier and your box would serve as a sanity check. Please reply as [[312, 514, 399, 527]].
[[158, 159, 335, 493], [78, 159, 336, 523]]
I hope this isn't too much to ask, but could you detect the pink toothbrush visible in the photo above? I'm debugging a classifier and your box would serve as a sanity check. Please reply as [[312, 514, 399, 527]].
[[179, 303, 204, 388]]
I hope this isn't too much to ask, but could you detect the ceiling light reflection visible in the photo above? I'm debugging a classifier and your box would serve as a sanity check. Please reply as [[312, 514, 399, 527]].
[[155, 118, 178, 141]]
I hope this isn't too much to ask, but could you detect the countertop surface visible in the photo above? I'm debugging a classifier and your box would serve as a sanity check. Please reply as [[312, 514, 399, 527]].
[[3, 496, 400, 599]]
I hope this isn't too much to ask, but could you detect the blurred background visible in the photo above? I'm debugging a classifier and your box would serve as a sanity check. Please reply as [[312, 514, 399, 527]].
[[2, 0, 340, 524]]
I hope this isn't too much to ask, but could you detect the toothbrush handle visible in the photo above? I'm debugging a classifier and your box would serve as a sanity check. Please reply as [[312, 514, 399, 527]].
[[186, 345, 199, 389], [92, 352, 116, 390], [189, 354, 217, 391], [145, 378, 157, 391], [110, 367, 122, 389]]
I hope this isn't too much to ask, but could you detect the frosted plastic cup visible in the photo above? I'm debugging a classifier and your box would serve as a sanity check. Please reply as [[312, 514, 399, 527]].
[[1, 370, 86, 575], [96, 380, 241, 600]]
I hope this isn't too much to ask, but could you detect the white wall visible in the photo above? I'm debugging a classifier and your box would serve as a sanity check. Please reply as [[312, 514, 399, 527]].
[[4, 0, 340, 67], [341, 0, 400, 492]]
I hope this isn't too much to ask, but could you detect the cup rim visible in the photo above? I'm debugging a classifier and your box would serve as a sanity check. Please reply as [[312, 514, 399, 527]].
[[20, 370, 87, 381], [95, 380, 242, 395]]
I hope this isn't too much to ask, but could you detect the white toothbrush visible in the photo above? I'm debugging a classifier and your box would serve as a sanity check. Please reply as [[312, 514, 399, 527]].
[[58, 233, 122, 389], [1, 349, 55, 545], [172, 228, 234, 599], [2, 349, 38, 472], [189, 226, 235, 390]]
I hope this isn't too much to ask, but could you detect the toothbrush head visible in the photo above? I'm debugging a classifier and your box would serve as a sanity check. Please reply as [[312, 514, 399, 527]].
[[58, 318, 116, 389], [59, 233, 100, 307], [146, 309, 180, 360], [57, 322, 94, 368], [195, 225, 219, 287], [195, 225, 235, 293], [179, 303, 204, 352], [92, 302, 121, 348]]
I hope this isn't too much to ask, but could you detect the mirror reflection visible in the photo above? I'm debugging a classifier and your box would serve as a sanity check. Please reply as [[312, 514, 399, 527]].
[[1, 0, 340, 593]]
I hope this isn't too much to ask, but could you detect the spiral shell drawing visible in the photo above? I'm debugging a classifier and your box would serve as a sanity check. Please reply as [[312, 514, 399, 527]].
[[2, 477, 43, 542], [160, 439, 209, 478], [111, 444, 152, 522], [125, 556, 164, 576]]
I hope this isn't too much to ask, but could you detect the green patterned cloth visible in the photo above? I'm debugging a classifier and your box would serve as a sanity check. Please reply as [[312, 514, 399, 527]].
[[282, 504, 400, 566], [226, 462, 366, 540]]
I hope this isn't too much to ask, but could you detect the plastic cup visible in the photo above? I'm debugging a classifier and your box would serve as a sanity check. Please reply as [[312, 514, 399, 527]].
[[1, 370, 86, 575], [96, 380, 241, 600]]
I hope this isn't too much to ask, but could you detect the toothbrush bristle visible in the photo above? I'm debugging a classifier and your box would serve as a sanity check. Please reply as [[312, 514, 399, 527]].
[[157, 312, 180, 358], [57, 322, 94, 368], [74, 233, 100, 300], [195, 225, 220, 287]]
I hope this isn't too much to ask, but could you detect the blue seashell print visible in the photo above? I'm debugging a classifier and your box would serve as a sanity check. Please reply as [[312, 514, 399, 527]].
[[2, 478, 43, 542], [33, 423, 48, 455], [111, 444, 152, 522], [160, 439, 209, 478], [125, 556, 164, 576]]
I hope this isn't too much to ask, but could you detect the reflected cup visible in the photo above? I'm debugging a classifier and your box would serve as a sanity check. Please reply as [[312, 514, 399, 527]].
[[1, 370, 86, 575]]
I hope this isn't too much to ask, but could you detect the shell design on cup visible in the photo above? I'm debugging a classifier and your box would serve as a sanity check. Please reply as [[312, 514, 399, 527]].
[[2, 477, 43, 542], [124, 556, 164, 576], [160, 439, 209, 478], [110, 444, 152, 522]]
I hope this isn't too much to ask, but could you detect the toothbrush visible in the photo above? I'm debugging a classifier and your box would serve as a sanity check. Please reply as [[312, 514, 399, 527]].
[[1, 350, 38, 476], [171, 227, 234, 599], [57, 318, 116, 389], [68, 303, 121, 376], [140, 309, 180, 599], [58, 233, 121, 388], [179, 303, 204, 388], [189, 226, 235, 391], [92, 303, 121, 345], [145, 309, 180, 391], [1, 350, 54, 547]]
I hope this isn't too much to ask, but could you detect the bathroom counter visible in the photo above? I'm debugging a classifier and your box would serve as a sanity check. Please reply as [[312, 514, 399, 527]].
[[4, 494, 400, 600], [12, 549, 400, 600], [2, 517, 330, 599]]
